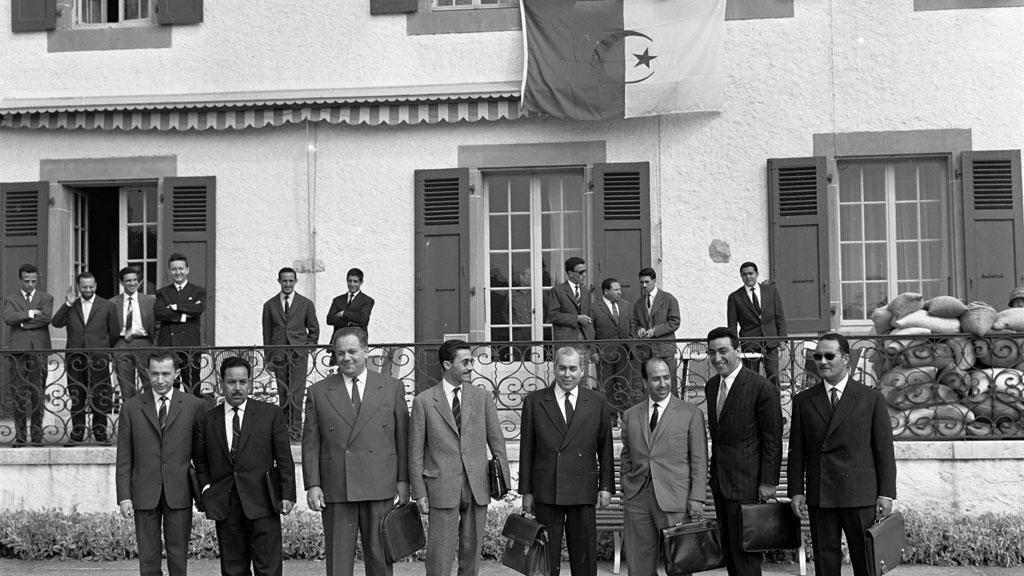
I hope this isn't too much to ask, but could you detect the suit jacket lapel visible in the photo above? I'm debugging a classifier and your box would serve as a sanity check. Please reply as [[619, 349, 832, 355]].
[[640, 401, 652, 448], [561, 389, 589, 449], [324, 377, 356, 428], [235, 402, 257, 456], [718, 371, 743, 420], [810, 384, 832, 426], [649, 396, 676, 447], [164, 392, 185, 431], [540, 388, 567, 438], [562, 283, 579, 312], [826, 381, 861, 437], [432, 385, 459, 435], [350, 373, 384, 441], [141, 393, 161, 435]]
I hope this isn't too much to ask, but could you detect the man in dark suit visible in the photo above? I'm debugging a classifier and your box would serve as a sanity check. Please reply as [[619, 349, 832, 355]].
[[116, 351, 206, 576], [2, 263, 54, 446], [704, 327, 782, 576], [302, 326, 409, 576], [52, 271, 120, 443], [631, 267, 681, 396], [262, 267, 320, 440], [111, 266, 157, 402], [727, 262, 787, 386], [155, 253, 207, 397], [519, 346, 614, 576], [195, 356, 296, 576], [547, 257, 596, 342], [789, 332, 897, 576], [326, 268, 375, 343], [409, 339, 510, 576], [620, 357, 707, 576], [591, 277, 636, 410]]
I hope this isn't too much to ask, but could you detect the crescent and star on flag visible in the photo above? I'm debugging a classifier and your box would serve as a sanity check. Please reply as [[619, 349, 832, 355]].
[[590, 30, 658, 84]]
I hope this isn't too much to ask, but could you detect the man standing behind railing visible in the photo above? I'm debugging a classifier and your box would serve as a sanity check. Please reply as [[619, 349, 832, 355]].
[[2, 263, 53, 447], [726, 262, 787, 387], [155, 253, 206, 397], [111, 266, 156, 402], [631, 267, 681, 396], [591, 277, 636, 413], [263, 266, 319, 441]]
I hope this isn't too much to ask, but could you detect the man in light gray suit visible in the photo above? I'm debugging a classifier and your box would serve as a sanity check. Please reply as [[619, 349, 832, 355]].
[[619, 357, 707, 576], [409, 339, 510, 576], [110, 266, 157, 402]]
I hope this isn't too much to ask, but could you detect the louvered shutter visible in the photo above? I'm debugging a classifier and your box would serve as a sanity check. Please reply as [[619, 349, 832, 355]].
[[371, 0, 417, 14], [157, 0, 203, 25], [162, 177, 215, 344], [592, 163, 651, 303], [964, 150, 1024, 307], [0, 181, 49, 348], [11, 0, 56, 32], [768, 157, 829, 334]]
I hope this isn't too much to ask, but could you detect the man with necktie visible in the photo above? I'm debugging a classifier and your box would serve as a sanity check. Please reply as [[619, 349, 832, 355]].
[[519, 346, 614, 576], [631, 267, 681, 396], [788, 333, 897, 576], [726, 262, 788, 386], [704, 327, 782, 576], [262, 266, 320, 440], [409, 339, 510, 576], [111, 266, 157, 402], [302, 326, 409, 576], [116, 351, 206, 576], [155, 253, 207, 397], [591, 277, 636, 412], [620, 357, 707, 576], [2, 263, 54, 446], [548, 257, 597, 343], [51, 271, 120, 443], [326, 268, 375, 343]]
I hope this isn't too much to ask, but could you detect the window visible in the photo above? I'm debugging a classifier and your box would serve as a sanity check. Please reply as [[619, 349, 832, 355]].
[[72, 190, 89, 278], [77, 0, 152, 26], [434, 0, 516, 8], [120, 186, 159, 294], [837, 157, 949, 323]]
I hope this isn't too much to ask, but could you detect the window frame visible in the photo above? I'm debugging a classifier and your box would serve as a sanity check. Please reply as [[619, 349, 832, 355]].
[[75, 0, 154, 29]]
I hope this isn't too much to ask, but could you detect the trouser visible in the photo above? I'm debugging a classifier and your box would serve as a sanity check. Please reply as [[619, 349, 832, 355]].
[[175, 350, 203, 397], [322, 498, 393, 576], [712, 489, 763, 576], [269, 348, 309, 440], [623, 480, 687, 576], [134, 492, 192, 576], [808, 505, 876, 576], [216, 488, 283, 576], [534, 502, 598, 576], [10, 351, 46, 444], [426, 474, 487, 576], [67, 351, 112, 442], [113, 337, 152, 401], [742, 345, 781, 387]]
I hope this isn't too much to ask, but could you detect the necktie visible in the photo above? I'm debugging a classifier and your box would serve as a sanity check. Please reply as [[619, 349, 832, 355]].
[[24, 292, 31, 304], [830, 387, 839, 411], [751, 288, 762, 316], [573, 285, 581, 309], [284, 293, 291, 316], [231, 407, 241, 460], [650, 402, 659, 432], [647, 294, 652, 313], [612, 302, 619, 323], [125, 296, 134, 341], [716, 379, 728, 421], [158, 395, 167, 430], [452, 387, 461, 433], [351, 377, 361, 414], [348, 293, 354, 305], [564, 392, 574, 426]]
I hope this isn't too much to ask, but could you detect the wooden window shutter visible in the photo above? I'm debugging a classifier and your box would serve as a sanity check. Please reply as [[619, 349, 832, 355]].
[[0, 181, 49, 348], [11, 0, 56, 32], [592, 162, 651, 303], [371, 0, 417, 15], [157, 0, 203, 25], [767, 157, 829, 334], [963, 150, 1024, 307], [161, 177, 215, 344]]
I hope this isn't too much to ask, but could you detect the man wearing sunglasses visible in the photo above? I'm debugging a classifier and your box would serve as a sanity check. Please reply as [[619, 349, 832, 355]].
[[788, 333, 897, 576]]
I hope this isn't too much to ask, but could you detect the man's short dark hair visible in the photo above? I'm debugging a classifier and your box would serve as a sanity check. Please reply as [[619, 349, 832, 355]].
[[707, 326, 740, 349], [819, 332, 851, 355], [438, 339, 472, 366], [347, 268, 364, 282], [75, 271, 96, 285], [740, 262, 758, 274], [333, 326, 368, 348], [278, 267, 297, 280], [564, 257, 586, 274], [638, 267, 657, 280], [220, 356, 252, 380], [147, 351, 178, 369], [118, 266, 140, 281], [641, 357, 670, 380], [601, 278, 619, 292], [18, 263, 38, 278], [168, 253, 188, 266]]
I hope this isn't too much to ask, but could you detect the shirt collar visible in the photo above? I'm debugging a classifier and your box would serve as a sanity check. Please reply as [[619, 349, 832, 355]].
[[81, 296, 94, 303], [559, 386, 576, 400], [348, 290, 361, 299], [568, 280, 580, 292], [224, 400, 248, 415], [748, 283, 760, 295], [442, 378, 462, 394], [603, 296, 618, 310], [647, 287, 659, 301], [281, 291, 293, 300], [826, 374, 849, 394], [174, 281, 189, 290], [152, 387, 173, 404], [724, 361, 743, 386], [648, 395, 667, 413], [343, 368, 369, 386], [24, 289, 35, 299]]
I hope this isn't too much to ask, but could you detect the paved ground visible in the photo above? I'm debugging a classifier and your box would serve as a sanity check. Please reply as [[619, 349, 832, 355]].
[[0, 560, 1020, 576]]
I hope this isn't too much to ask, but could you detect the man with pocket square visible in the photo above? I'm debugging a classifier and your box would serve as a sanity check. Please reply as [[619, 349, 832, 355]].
[[195, 356, 296, 576]]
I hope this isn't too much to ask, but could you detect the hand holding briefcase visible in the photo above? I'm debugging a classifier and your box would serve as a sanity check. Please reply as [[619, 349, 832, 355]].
[[661, 518, 726, 575], [865, 511, 906, 576], [380, 502, 426, 563], [489, 457, 509, 500]]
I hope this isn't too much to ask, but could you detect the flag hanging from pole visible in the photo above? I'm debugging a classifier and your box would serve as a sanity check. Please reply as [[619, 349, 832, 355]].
[[519, 0, 726, 121]]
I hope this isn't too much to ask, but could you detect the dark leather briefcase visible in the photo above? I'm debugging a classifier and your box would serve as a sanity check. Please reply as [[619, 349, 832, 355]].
[[740, 501, 801, 551], [489, 457, 509, 500], [865, 511, 906, 576], [379, 502, 425, 563], [661, 518, 726, 575], [501, 513, 550, 576], [187, 465, 204, 512]]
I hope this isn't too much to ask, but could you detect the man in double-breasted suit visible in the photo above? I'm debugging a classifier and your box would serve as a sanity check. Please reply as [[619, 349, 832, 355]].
[[195, 356, 296, 576], [155, 253, 207, 397], [591, 277, 636, 410], [116, 351, 206, 576], [726, 262, 787, 386], [2, 263, 54, 446], [704, 327, 782, 576], [631, 267, 681, 396], [111, 266, 157, 402], [789, 333, 896, 576], [326, 267, 375, 343], [409, 339, 510, 576], [620, 357, 707, 576], [263, 267, 320, 440], [520, 346, 614, 576], [548, 257, 597, 342], [302, 326, 409, 576], [52, 271, 120, 443]]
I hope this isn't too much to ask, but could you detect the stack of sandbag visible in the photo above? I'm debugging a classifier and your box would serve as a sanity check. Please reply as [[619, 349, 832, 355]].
[[872, 294, 965, 353]]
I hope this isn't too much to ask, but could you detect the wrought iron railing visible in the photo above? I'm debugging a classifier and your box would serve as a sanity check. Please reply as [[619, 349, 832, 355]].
[[1, 333, 1022, 446]]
